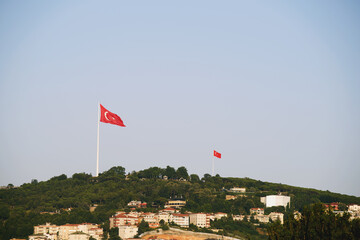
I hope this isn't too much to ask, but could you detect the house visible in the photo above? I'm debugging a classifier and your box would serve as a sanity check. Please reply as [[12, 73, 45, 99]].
[[260, 195, 290, 208], [324, 202, 339, 211], [171, 213, 189, 227], [250, 208, 264, 215], [189, 213, 210, 228], [225, 195, 238, 201]]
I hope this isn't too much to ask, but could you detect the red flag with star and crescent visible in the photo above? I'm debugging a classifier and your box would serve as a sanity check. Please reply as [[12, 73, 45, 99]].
[[214, 150, 221, 159], [100, 104, 126, 127]]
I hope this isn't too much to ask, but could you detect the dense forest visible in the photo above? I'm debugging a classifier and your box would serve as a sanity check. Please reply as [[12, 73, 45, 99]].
[[0, 165, 359, 239]]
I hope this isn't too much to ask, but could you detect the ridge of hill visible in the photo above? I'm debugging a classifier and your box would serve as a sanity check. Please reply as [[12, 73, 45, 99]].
[[0, 165, 359, 239]]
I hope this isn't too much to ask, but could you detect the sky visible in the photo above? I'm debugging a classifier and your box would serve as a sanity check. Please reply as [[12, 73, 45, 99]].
[[0, 1, 359, 196]]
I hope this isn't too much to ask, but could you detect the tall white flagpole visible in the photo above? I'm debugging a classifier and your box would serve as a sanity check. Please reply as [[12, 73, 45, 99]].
[[212, 155, 215, 176], [96, 102, 100, 177]]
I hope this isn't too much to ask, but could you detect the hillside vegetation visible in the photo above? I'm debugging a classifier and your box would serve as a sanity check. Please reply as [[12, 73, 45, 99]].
[[0, 166, 359, 239]]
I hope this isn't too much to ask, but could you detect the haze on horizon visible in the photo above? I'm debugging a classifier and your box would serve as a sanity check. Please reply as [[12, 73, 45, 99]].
[[0, 1, 359, 196]]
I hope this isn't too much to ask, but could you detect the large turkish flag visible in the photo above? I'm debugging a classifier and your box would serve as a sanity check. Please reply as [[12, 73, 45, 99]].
[[100, 104, 126, 127]]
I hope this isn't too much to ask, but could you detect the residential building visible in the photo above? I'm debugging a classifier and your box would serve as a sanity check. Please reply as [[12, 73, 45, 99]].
[[250, 208, 264, 215], [127, 201, 147, 209], [29, 236, 50, 240], [229, 187, 246, 193], [118, 225, 138, 239], [141, 212, 159, 228], [160, 207, 177, 213], [214, 212, 227, 220], [189, 213, 210, 228], [349, 204, 360, 212], [157, 212, 171, 223], [68, 232, 89, 240], [324, 202, 340, 211], [171, 213, 189, 227], [260, 195, 290, 208], [110, 214, 139, 228], [225, 195, 238, 201], [34, 223, 59, 236], [59, 224, 80, 240]]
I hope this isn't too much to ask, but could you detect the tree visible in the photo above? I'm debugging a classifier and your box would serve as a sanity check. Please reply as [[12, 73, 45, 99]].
[[31, 179, 38, 184], [137, 220, 150, 235], [101, 166, 126, 177], [164, 166, 176, 179], [108, 227, 121, 240], [202, 174, 211, 181], [190, 174, 200, 182], [176, 166, 189, 180]]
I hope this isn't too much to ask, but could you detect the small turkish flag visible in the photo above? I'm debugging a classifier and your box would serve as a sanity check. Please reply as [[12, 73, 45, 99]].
[[214, 150, 221, 159], [100, 104, 126, 127]]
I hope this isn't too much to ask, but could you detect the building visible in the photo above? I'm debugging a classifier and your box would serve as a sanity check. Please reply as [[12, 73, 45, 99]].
[[164, 198, 186, 209], [171, 213, 189, 227], [260, 195, 290, 208], [141, 212, 159, 228], [269, 212, 284, 224], [160, 207, 177, 213], [214, 212, 227, 220], [68, 232, 89, 240], [157, 212, 171, 223], [349, 204, 360, 212], [110, 214, 139, 228], [28, 235, 50, 240], [189, 213, 210, 228], [34, 223, 59, 236], [118, 225, 138, 239], [127, 200, 147, 209], [324, 202, 339, 211], [59, 224, 80, 240], [225, 195, 238, 201], [229, 187, 246, 193], [250, 208, 264, 215]]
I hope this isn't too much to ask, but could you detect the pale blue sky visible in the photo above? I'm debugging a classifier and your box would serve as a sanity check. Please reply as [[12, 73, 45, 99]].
[[0, 1, 359, 196]]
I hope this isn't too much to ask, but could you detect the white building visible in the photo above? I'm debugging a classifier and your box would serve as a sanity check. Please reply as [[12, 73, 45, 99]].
[[349, 204, 360, 213], [171, 214, 189, 227], [118, 225, 138, 239], [189, 213, 210, 228], [261, 195, 290, 208], [157, 212, 171, 223], [229, 187, 246, 193], [214, 212, 227, 220], [34, 223, 59, 236], [69, 232, 89, 240]]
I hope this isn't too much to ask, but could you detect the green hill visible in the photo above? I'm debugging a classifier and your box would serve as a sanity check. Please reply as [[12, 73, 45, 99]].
[[0, 165, 359, 239]]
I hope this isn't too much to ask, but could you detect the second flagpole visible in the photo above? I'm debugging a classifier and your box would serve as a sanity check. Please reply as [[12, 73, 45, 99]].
[[96, 102, 100, 177]]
